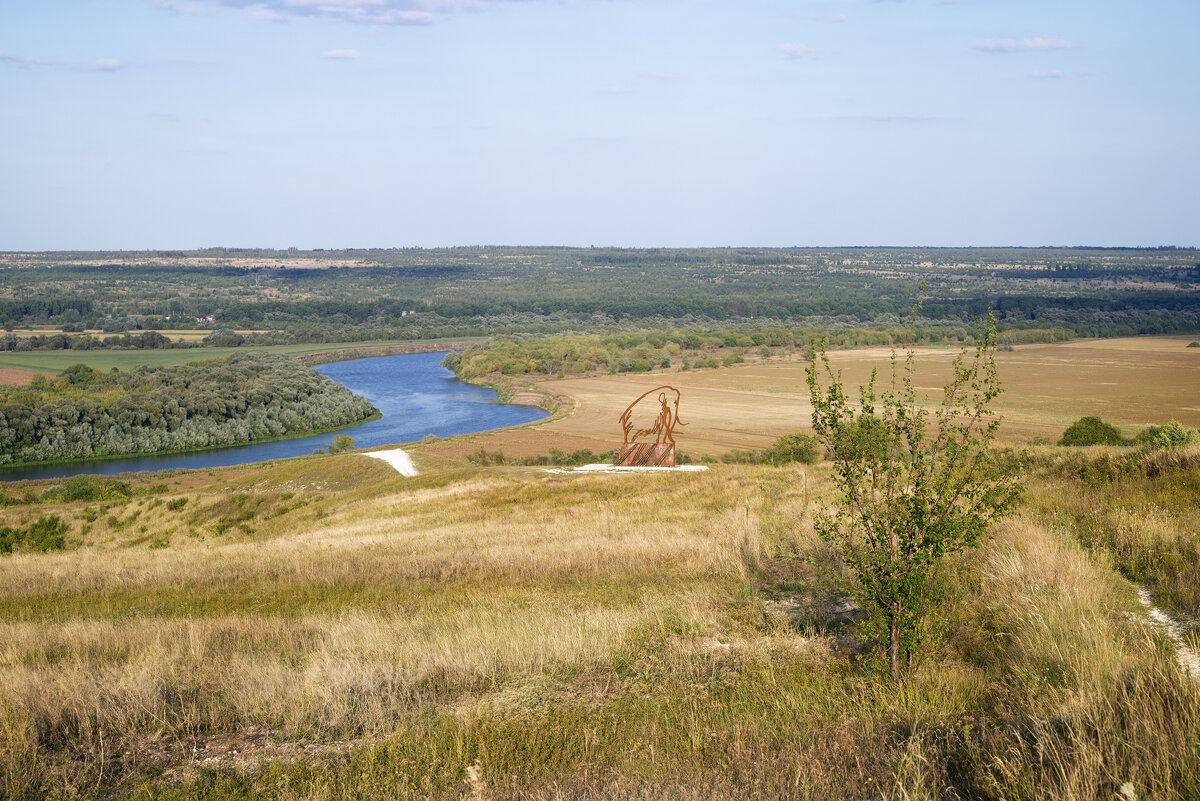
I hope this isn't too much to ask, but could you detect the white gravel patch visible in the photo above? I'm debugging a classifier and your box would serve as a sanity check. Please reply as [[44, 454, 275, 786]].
[[1137, 586, 1200, 678], [362, 448, 418, 477]]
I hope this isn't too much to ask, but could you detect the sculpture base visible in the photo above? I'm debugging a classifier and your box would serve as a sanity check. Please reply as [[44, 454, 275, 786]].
[[615, 443, 675, 467]]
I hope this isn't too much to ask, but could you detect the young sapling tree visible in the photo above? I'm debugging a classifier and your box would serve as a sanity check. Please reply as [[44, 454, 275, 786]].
[[806, 311, 1022, 681]]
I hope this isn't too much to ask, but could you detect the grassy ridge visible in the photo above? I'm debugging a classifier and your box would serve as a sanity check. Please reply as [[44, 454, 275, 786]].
[[2, 445, 1200, 798]]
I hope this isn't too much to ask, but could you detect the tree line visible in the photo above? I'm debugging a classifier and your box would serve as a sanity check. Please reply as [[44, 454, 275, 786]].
[[0, 353, 377, 465]]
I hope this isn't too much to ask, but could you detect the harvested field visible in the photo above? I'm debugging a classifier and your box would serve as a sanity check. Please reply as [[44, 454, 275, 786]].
[[0, 366, 44, 387], [431, 336, 1200, 457]]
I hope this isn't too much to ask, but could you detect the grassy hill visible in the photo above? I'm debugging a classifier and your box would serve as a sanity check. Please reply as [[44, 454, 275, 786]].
[[2, 441, 1199, 799]]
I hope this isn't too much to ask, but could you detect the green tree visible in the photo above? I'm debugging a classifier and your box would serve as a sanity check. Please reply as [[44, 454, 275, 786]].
[[762, 431, 820, 465], [328, 434, 356, 453], [806, 312, 1022, 681], [1058, 416, 1126, 446]]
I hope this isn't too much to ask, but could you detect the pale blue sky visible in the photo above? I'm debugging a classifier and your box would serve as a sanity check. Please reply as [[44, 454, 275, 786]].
[[1, 0, 1196, 249]]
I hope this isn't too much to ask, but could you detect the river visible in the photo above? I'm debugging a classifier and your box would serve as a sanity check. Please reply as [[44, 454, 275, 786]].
[[0, 352, 548, 482]]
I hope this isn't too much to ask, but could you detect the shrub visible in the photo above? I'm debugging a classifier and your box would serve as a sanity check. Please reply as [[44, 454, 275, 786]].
[[1058, 416, 1128, 446], [0, 515, 68, 554], [40, 476, 131, 504], [1149, 420, 1198, 449], [327, 434, 356, 453], [761, 432, 821, 465]]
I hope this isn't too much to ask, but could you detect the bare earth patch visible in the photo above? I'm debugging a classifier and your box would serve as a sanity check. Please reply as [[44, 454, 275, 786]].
[[0, 366, 44, 386]]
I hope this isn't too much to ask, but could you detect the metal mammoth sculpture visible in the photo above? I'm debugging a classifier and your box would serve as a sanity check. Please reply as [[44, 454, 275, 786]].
[[615, 385, 687, 466]]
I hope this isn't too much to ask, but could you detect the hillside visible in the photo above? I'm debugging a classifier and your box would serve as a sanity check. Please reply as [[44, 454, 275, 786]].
[[1, 440, 1199, 799]]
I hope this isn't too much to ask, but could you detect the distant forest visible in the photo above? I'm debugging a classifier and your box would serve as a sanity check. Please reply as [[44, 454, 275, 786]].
[[0, 353, 377, 465], [0, 247, 1197, 350]]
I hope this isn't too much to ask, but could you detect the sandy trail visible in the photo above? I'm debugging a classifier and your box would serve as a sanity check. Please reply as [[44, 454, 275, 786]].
[[1137, 586, 1200, 679], [362, 448, 418, 477]]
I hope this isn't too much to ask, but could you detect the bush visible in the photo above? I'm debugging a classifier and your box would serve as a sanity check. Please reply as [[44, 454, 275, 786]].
[[0, 515, 68, 554], [40, 476, 131, 503], [761, 432, 821, 465], [1149, 420, 1198, 449], [1058, 416, 1128, 446], [327, 434, 356, 453]]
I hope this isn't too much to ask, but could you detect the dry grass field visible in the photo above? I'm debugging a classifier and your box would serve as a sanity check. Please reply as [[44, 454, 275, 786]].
[[3, 443, 1200, 799], [423, 336, 1200, 461]]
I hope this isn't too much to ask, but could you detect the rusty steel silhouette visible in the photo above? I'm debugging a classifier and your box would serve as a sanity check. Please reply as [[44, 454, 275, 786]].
[[615, 386, 686, 466]]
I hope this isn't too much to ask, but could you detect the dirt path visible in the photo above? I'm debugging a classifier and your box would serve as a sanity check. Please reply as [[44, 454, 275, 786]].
[[1136, 586, 1200, 678]]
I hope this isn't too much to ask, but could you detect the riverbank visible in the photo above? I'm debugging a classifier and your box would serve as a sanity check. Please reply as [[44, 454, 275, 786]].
[[0, 353, 547, 483], [0, 412, 383, 479]]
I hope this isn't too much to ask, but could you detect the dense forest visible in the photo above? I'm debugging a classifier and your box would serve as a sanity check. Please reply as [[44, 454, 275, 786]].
[[0, 247, 1196, 349], [0, 353, 376, 465]]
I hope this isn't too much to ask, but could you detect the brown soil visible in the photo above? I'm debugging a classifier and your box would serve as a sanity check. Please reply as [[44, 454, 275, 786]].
[[0, 366, 44, 386]]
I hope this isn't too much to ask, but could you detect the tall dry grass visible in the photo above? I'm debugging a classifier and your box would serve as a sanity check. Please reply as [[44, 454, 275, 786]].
[[3, 454, 1200, 799]]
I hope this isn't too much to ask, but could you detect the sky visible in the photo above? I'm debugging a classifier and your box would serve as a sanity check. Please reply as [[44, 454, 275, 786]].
[[1, 0, 1197, 250]]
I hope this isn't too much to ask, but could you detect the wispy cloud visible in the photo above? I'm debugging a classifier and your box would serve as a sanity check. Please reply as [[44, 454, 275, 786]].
[[0, 51, 55, 69], [321, 49, 361, 59], [184, 1, 525, 25], [836, 113, 950, 123], [1029, 70, 1064, 79], [972, 37, 1079, 53], [805, 13, 845, 23], [82, 58, 126, 72], [780, 42, 815, 60], [150, 0, 216, 16], [0, 52, 33, 68]]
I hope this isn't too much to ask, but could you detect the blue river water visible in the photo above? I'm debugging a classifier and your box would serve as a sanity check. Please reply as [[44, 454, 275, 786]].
[[0, 352, 548, 482]]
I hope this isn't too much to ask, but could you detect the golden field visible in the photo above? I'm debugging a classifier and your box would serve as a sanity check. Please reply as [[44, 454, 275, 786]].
[[423, 335, 1200, 460]]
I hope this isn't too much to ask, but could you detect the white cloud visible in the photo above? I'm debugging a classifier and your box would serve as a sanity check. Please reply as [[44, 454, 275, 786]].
[[82, 58, 126, 72], [1029, 70, 1064, 79], [972, 37, 1079, 53], [321, 48, 361, 59], [780, 42, 815, 59]]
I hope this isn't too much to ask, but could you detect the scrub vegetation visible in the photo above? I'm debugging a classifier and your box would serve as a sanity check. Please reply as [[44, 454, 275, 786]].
[[1, 440, 1199, 799]]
